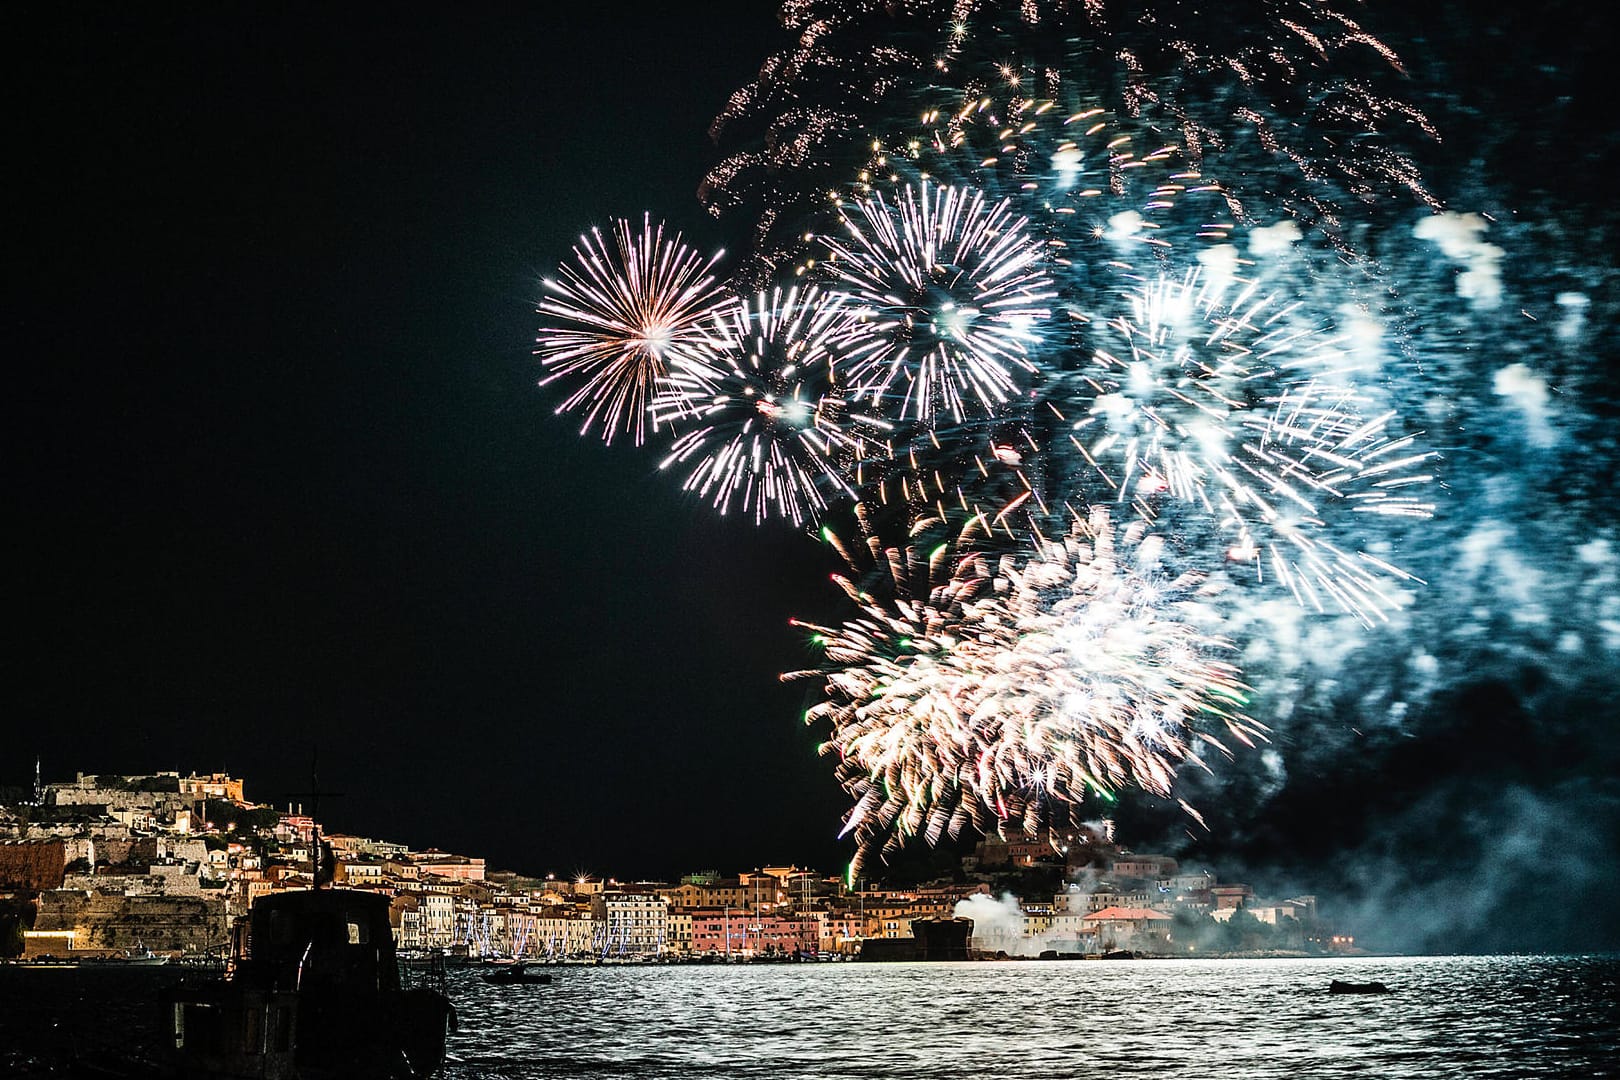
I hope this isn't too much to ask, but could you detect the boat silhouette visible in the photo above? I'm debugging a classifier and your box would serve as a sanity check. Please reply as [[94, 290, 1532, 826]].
[[479, 962, 552, 986], [168, 887, 456, 1078]]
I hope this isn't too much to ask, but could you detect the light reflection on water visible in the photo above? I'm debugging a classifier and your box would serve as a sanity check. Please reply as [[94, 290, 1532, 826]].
[[437, 955, 1619, 1079]]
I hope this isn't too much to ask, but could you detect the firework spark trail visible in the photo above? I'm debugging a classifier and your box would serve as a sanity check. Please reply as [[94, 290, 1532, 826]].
[[653, 286, 892, 526], [786, 507, 1259, 870], [806, 97, 1224, 530], [703, 0, 1436, 260], [863, 75, 1191, 200], [853, 84, 1242, 337], [859, 68, 1231, 252], [535, 216, 727, 446]]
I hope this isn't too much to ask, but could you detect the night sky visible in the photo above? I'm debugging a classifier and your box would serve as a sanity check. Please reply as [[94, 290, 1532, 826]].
[[10, 3, 1620, 950], [11, 4, 848, 876]]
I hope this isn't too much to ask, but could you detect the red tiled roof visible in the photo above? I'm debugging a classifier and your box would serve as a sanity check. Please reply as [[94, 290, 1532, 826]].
[[1082, 906, 1172, 921]]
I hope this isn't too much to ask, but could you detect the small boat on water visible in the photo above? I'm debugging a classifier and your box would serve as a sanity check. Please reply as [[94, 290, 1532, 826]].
[[1329, 979, 1393, 994], [479, 963, 551, 986], [118, 944, 171, 966]]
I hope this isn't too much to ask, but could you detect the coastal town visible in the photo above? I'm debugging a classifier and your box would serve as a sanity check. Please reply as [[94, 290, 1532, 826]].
[[0, 768, 1356, 964]]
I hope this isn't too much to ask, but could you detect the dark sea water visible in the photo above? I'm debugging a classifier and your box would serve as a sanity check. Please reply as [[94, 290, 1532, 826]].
[[440, 955, 1619, 1079], [3, 955, 1616, 1078]]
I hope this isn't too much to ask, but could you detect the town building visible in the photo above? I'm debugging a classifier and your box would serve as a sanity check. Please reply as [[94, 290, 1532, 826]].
[[1082, 906, 1173, 951], [590, 892, 668, 958], [0, 770, 1346, 964]]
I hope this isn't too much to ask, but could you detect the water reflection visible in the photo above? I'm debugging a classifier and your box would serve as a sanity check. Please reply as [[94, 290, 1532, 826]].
[[439, 955, 1620, 1079]]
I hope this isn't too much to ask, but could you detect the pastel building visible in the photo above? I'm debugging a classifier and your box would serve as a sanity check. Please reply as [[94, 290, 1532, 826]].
[[1110, 853, 1179, 880], [1082, 906, 1173, 950], [665, 909, 694, 955], [591, 892, 668, 958], [817, 911, 865, 954], [688, 910, 819, 957], [413, 850, 486, 883], [417, 891, 456, 947], [534, 911, 596, 958]]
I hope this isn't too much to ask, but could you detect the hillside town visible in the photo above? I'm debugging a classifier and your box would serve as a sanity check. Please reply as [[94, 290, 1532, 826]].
[[0, 768, 1356, 963]]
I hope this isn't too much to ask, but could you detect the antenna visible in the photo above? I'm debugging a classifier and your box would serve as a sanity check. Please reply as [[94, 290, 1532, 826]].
[[286, 748, 345, 822], [286, 748, 344, 888]]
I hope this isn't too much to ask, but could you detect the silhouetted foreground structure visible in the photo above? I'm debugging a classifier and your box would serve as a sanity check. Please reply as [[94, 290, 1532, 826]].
[[169, 888, 455, 1078]]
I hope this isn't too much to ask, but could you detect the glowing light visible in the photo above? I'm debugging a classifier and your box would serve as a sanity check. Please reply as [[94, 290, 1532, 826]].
[[654, 286, 888, 526], [533, 1, 1450, 871], [821, 181, 1056, 424], [536, 216, 725, 445], [1062, 269, 1435, 623], [786, 508, 1259, 872]]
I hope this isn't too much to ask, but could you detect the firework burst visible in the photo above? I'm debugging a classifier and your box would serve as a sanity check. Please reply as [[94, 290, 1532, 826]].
[[653, 286, 890, 526], [787, 507, 1258, 870], [821, 180, 1057, 424], [1053, 269, 1435, 622], [533, 0, 1454, 867], [535, 216, 727, 446]]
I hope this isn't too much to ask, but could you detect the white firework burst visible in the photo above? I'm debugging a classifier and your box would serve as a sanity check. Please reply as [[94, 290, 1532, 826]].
[[1059, 269, 1435, 623], [536, 216, 726, 445], [655, 286, 890, 526], [820, 181, 1057, 425], [787, 507, 1257, 870]]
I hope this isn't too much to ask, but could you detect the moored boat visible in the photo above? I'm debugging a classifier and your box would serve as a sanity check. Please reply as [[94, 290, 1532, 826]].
[[117, 944, 171, 966], [167, 887, 456, 1078], [479, 962, 551, 986]]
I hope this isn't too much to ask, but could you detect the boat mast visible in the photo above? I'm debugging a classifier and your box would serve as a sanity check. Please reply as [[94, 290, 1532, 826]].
[[287, 748, 343, 889]]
